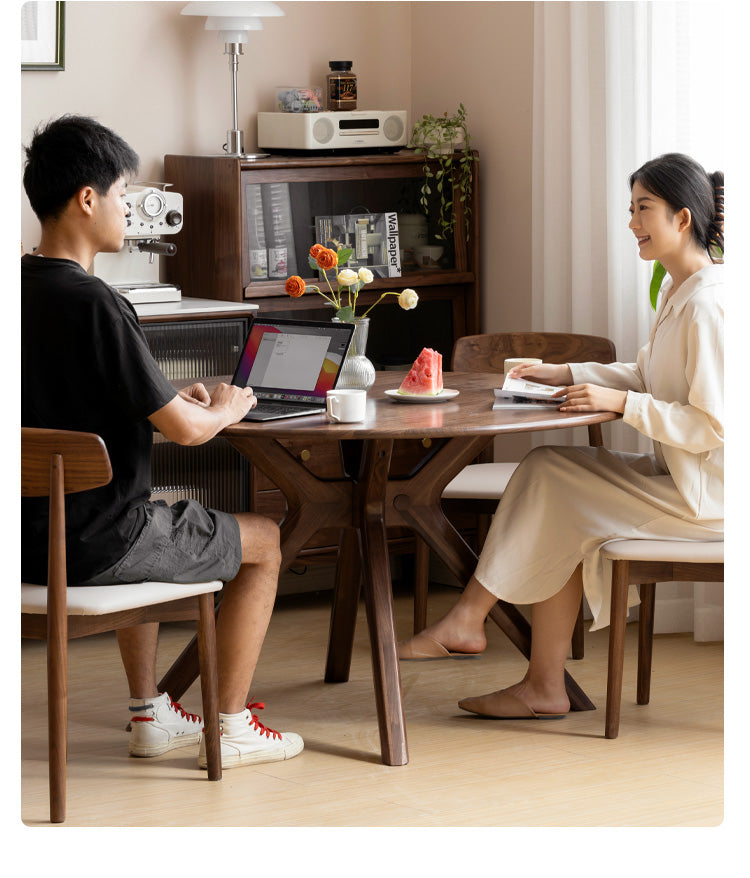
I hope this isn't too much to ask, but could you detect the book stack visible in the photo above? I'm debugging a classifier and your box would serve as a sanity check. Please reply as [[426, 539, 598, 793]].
[[245, 183, 298, 282]]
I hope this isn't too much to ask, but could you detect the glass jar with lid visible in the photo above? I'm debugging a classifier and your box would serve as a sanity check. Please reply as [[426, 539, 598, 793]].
[[327, 61, 357, 110]]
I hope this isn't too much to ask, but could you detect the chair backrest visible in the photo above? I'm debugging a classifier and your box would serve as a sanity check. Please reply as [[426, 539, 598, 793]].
[[22, 428, 113, 601], [451, 332, 616, 371], [22, 428, 112, 498]]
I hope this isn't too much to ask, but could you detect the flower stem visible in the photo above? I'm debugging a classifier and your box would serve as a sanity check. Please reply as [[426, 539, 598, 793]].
[[308, 284, 339, 309], [361, 291, 397, 318], [322, 273, 340, 309]]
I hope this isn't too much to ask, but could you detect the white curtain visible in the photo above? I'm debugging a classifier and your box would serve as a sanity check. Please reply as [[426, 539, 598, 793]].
[[531, 0, 724, 640]]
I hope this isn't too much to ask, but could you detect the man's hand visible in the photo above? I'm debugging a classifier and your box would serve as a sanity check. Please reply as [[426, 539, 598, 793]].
[[150, 382, 258, 445], [557, 383, 627, 413], [208, 382, 257, 423], [179, 383, 211, 406]]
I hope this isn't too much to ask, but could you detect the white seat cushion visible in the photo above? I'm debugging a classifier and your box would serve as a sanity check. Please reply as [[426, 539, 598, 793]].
[[600, 539, 724, 564], [442, 462, 519, 500], [21, 580, 223, 616]]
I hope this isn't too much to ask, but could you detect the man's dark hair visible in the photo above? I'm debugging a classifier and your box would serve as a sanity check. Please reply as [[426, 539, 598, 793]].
[[23, 115, 140, 222]]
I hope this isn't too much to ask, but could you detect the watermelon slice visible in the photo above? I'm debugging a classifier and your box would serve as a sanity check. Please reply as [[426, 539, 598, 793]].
[[398, 348, 443, 395]]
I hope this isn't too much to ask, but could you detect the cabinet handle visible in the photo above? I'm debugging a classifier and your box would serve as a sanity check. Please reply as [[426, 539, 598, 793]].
[[421, 438, 432, 448], [300, 449, 312, 462]]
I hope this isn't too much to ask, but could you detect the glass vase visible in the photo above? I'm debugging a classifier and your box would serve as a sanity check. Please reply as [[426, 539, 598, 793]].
[[333, 316, 376, 390]]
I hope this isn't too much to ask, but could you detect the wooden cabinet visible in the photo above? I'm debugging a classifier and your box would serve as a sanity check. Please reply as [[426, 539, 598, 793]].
[[156, 153, 482, 568], [163, 151, 480, 368]]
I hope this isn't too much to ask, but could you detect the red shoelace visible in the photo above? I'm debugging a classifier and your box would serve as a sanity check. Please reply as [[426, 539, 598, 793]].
[[246, 700, 282, 740], [168, 695, 202, 725], [130, 694, 202, 724]]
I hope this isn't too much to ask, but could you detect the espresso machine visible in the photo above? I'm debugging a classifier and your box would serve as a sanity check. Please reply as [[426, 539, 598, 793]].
[[95, 183, 184, 304]]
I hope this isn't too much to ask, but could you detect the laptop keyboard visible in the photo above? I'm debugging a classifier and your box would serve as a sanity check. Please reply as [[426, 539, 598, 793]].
[[254, 403, 319, 416]]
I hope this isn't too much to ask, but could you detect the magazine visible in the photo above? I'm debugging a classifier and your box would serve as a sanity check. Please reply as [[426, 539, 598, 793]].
[[315, 212, 401, 280], [493, 375, 567, 409]]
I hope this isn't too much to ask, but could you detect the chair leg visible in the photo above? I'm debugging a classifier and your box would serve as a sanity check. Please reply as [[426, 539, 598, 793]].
[[47, 631, 68, 823], [637, 583, 656, 706], [605, 560, 630, 739], [197, 592, 222, 781], [47, 457, 68, 823], [413, 537, 430, 634], [571, 598, 585, 659]]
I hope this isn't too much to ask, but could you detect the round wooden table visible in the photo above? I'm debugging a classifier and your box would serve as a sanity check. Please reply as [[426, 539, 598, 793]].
[[161, 372, 620, 766]]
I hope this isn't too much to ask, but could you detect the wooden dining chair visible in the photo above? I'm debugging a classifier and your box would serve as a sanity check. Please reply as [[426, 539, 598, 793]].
[[412, 331, 617, 657], [601, 538, 724, 738], [21, 427, 223, 824]]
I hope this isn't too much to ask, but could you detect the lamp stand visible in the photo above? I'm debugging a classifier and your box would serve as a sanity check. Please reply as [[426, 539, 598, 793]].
[[223, 42, 267, 160]]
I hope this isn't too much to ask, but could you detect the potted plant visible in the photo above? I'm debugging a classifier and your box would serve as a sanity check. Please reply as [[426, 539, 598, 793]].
[[410, 103, 475, 242]]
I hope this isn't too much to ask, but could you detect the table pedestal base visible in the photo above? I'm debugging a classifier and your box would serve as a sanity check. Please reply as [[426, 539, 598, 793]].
[[158, 433, 594, 767]]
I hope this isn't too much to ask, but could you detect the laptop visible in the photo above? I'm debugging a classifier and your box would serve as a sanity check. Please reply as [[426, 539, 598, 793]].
[[230, 316, 356, 421]]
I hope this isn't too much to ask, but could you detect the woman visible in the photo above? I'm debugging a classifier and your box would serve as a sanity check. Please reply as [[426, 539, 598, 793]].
[[397, 153, 724, 720]]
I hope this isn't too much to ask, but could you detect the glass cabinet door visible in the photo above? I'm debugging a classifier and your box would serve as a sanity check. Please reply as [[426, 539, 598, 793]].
[[243, 175, 457, 287]]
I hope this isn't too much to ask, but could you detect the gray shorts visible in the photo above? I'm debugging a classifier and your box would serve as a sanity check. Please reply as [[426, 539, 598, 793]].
[[81, 499, 242, 586]]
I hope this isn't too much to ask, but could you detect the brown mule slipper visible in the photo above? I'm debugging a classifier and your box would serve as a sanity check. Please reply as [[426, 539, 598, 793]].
[[458, 690, 567, 720], [397, 632, 482, 661]]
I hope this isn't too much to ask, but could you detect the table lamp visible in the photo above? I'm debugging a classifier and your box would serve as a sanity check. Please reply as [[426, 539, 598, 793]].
[[181, 2, 284, 159]]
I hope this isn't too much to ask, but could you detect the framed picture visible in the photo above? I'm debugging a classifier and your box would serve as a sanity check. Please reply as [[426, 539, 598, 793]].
[[21, 1, 65, 71]]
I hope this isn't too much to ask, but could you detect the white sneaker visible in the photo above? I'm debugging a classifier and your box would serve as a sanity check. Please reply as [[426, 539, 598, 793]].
[[128, 692, 203, 757], [198, 700, 304, 769]]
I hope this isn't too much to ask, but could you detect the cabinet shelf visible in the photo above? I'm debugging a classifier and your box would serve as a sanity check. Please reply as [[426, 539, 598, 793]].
[[241, 269, 476, 300]]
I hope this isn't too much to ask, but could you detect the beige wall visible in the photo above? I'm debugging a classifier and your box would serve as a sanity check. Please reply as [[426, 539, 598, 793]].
[[410, 1, 534, 333], [20, 1, 414, 246], [21, 0, 535, 335]]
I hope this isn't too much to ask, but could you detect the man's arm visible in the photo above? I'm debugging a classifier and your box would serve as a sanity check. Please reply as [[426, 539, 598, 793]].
[[149, 382, 256, 445]]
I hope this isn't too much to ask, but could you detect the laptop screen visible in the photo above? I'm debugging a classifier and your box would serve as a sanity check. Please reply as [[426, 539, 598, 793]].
[[231, 317, 355, 404]]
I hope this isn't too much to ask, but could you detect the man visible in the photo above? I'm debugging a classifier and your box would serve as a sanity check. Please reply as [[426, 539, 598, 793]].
[[21, 115, 303, 769]]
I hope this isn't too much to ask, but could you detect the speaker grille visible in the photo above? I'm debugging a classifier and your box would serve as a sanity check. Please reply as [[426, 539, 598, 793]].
[[383, 115, 405, 142], [312, 118, 335, 144]]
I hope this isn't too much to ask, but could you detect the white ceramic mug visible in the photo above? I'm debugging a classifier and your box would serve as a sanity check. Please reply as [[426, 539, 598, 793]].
[[504, 357, 543, 374], [326, 389, 367, 423]]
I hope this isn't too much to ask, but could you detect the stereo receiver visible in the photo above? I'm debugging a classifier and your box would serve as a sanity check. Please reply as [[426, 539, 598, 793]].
[[257, 110, 408, 153]]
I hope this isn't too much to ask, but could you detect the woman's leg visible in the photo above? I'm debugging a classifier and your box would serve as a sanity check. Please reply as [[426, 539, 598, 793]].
[[499, 563, 583, 714], [399, 575, 500, 656], [400, 563, 583, 713]]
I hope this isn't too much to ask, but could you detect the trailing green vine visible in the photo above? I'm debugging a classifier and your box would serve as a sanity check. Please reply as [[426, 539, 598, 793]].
[[410, 104, 475, 242]]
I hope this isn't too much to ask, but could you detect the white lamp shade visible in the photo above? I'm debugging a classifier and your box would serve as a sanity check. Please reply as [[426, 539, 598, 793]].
[[181, 2, 284, 18], [203, 16, 264, 30]]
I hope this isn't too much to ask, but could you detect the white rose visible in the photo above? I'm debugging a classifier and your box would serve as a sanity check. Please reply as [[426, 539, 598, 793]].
[[337, 269, 359, 286], [358, 267, 374, 284], [398, 288, 419, 310]]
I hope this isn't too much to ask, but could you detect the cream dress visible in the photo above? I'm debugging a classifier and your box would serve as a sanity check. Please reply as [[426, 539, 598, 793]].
[[474, 264, 724, 630]]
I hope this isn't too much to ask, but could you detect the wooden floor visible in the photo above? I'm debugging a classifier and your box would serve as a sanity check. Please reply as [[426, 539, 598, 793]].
[[21, 583, 723, 829]]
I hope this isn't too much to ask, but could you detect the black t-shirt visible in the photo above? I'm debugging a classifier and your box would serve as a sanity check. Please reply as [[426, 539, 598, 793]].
[[21, 255, 177, 584]]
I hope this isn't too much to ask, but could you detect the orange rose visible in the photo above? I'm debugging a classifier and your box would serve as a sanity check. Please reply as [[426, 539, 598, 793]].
[[285, 276, 306, 298], [309, 243, 325, 259], [315, 247, 339, 271]]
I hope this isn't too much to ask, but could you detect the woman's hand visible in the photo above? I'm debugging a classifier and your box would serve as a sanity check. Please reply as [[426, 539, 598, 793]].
[[557, 383, 627, 413], [508, 363, 572, 386]]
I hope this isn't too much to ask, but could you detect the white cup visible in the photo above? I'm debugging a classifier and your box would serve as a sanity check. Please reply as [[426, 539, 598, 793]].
[[326, 389, 367, 423], [504, 357, 543, 374]]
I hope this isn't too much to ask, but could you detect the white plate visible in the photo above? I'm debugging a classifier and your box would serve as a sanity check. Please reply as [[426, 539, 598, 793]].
[[384, 388, 460, 404]]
